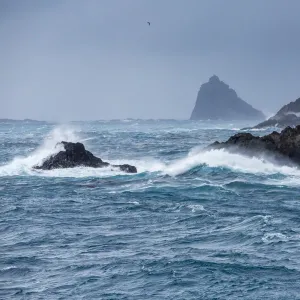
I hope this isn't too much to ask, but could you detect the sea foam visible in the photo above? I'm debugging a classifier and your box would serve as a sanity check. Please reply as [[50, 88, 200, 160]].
[[1, 126, 300, 186]]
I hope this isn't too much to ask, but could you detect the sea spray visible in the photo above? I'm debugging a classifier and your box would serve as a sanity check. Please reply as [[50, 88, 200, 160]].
[[2, 120, 300, 299], [1, 124, 300, 186], [0, 125, 79, 176], [163, 149, 300, 177]]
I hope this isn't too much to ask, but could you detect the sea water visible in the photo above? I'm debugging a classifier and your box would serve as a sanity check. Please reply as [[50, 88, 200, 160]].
[[1, 120, 300, 299]]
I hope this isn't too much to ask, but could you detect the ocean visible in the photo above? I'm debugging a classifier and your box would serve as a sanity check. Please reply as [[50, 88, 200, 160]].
[[1, 119, 300, 300]]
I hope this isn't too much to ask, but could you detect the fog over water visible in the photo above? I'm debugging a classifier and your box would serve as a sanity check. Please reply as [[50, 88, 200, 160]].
[[1, 0, 300, 121]]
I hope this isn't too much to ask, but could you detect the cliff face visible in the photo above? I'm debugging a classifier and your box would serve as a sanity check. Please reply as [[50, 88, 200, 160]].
[[252, 98, 300, 129], [275, 98, 300, 118], [190, 75, 265, 121]]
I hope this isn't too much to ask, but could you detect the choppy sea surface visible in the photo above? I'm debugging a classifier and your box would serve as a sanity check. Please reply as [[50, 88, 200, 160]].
[[1, 119, 300, 300]]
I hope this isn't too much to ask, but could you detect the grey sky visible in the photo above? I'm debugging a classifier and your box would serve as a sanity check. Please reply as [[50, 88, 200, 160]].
[[1, 0, 300, 121]]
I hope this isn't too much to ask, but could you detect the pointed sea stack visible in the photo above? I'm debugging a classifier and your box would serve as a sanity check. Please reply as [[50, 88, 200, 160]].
[[190, 75, 265, 121]]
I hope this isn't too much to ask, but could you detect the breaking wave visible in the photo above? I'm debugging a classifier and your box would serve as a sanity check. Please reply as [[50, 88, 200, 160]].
[[1, 126, 300, 186], [0, 126, 79, 176]]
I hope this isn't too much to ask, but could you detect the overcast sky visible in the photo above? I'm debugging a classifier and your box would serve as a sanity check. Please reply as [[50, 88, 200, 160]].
[[1, 0, 300, 121]]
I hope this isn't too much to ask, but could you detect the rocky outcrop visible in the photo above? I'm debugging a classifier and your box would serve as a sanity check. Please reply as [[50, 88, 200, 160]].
[[34, 141, 137, 173], [250, 98, 300, 129], [207, 125, 300, 166], [190, 75, 265, 121]]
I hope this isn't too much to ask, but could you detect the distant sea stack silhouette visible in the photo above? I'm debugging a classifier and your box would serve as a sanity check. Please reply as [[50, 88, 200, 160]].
[[190, 75, 265, 121], [249, 97, 300, 129]]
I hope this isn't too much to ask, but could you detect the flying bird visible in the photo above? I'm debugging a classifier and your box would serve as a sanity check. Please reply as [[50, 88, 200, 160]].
[[147, 22, 150, 26]]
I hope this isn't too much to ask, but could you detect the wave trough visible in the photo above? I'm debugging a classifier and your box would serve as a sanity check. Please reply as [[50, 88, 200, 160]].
[[1, 120, 300, 299]]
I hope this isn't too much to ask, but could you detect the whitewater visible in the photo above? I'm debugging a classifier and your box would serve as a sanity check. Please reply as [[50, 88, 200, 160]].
[[1, 119, 300, 299]]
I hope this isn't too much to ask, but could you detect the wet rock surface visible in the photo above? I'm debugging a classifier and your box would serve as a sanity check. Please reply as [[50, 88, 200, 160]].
[[34, 141, 137, 173], [207, 125, 300, 166]]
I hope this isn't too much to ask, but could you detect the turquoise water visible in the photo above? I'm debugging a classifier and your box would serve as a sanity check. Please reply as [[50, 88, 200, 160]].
[[1, 120, 300, 299]]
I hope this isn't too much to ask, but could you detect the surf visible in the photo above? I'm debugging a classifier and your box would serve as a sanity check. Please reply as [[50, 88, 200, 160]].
[[1, 125, 300, 188]]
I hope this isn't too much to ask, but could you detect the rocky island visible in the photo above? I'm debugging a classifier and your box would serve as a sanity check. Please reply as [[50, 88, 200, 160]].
[[207, 125, 300, 166], [34, 141, 137, 173], [190, 75, 265, 121], [249, 97, 300, 129]]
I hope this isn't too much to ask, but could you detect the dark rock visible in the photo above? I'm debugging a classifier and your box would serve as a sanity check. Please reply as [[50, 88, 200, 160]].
[[190, 75, 265, 121], [207, 125, 300, 166], [34, 141, 137, 173], [250, 98, 300, 129], [115, 164, 137, 173]]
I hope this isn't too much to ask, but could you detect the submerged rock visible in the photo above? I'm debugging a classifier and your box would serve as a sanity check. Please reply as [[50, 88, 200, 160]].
[[34, 141, 137, 173], [190, 75, 265, 121], [207, 125, 300, 166]]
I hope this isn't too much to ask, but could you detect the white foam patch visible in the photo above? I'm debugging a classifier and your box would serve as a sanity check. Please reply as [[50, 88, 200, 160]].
[[0, 125, 79, 176], [2, 127, 300, 185], [162, 149, 300, 177], [265, 177, 300, 187], [187, 204, 205, 212], [111, 148, 300, 186], [128, 201, 140, 205], [110, 158, 165, 174], [262, 233, 289, 244], [34, 165, 129, 178], [0, 125, 167, 178]]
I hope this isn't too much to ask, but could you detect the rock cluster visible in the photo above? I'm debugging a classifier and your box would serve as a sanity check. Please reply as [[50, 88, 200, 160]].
[[207, 125, 300, 166]]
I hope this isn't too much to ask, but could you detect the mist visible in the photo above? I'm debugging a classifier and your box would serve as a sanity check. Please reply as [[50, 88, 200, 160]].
[[1, 0, 300, 121]]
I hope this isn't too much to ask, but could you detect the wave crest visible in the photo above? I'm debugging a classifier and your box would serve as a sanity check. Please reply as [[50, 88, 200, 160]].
[[0, 126, 78, 176], [162, 148, 300, 177], [1, 127, 300, 185]]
